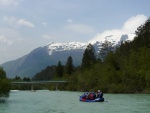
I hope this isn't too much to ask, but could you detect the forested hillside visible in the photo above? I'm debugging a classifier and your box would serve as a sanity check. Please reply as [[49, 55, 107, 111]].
[[75, 18, 150, 93], [32, 66, 56, 80], [32, 18, 150, 93]]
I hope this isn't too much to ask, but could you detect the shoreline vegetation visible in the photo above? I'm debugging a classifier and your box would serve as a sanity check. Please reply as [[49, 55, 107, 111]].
[[0, 68, 10, 102]]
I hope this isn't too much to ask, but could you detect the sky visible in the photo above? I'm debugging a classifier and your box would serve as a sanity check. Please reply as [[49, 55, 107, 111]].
[[0, 0, 149, 64]]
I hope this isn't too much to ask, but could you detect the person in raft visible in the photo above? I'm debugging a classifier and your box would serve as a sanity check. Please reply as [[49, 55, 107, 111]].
[[97, 90, 103, 98], [84, 92, 95, 100]]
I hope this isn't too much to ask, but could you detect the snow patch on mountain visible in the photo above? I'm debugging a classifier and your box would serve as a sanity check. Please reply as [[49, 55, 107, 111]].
[[89, 31, 135, 45], [47, 42, 87, 55], [47, 33, 135, 55]]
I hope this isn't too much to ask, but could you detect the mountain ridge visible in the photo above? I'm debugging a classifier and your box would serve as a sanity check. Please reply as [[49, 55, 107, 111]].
[[0, 33, 135, 78]]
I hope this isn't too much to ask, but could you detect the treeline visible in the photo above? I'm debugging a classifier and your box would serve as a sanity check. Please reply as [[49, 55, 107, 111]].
[[76, 18, 150, 93], [0, 68, 10, 99], [32, 56, 76, 80], [75, 18, 150, 93], [10, 76, 32, 90], [32, 18, 150, 93]]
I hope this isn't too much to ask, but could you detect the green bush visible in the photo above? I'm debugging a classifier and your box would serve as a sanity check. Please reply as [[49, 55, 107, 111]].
[[0, 68, 10, 101]]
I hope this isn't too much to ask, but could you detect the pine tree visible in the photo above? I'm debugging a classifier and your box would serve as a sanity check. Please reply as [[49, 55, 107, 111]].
[[0, 68, 6, 79], [81, 43, 96, 70], [65, 56, 74, 75], [99, 38, 114, 61], [133, 18, 150, 49], [56, 61, 64, 78]]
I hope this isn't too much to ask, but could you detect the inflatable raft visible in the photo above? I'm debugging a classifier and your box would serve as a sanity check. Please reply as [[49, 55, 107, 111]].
[[80, 96, 104, 102], [79, 92, 104, 102]]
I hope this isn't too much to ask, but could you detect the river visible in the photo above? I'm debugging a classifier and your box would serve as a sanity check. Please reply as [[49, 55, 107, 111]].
[[0, 90, 150, 113]]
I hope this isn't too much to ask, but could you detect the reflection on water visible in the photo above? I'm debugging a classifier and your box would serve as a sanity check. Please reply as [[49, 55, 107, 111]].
[[0, 90, 150, 113]]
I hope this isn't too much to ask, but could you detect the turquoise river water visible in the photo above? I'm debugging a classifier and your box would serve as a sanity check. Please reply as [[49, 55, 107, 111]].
[[0, 90, 150, 113]]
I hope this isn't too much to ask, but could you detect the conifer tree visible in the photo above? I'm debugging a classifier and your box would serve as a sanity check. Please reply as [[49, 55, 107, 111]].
[[99, 38, 114, 61], [81, 43, 96, 70], [65, 56, 74, 75], [56, 61, 63, 78], [133, 18, 150, 49]]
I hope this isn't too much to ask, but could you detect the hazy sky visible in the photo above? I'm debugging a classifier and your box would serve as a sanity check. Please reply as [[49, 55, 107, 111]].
[[0, 0, 149, 64]]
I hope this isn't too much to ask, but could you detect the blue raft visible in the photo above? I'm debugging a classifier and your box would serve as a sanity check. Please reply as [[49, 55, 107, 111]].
[[79, 96, 104, 102]]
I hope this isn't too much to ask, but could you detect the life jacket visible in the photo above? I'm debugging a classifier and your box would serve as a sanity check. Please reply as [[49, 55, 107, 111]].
[[89, 93, 94, 100], [98, 92, 103, 98]]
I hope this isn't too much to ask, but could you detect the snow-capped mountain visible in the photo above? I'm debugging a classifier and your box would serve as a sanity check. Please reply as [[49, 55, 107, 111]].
[[0, 33, 135, 78], [47, 33, 135, 55], [47, 42, 87, 55]]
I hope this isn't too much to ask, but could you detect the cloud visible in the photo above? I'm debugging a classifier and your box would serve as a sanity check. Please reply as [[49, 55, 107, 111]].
[[64, 23, 95, 34], [16, 19, 35, 28], [0, 35, 13, 45], [42, 34, 58, 42], [3, 16, 35, 28], [3, 16, 16, 25], [42, 22, 48, 26], [90, 15, 147, 43], [0, 28, 22, 45], [67, 19, 74, 23], [43, 34, 53, 39], [122, 15, 147, 33], [0, 0, 22, 6]]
